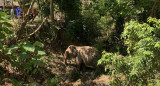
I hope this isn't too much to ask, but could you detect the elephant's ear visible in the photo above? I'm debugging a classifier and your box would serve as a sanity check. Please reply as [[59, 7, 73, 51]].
[[70, 46, 78, 58], [70, 45, 76, 52]]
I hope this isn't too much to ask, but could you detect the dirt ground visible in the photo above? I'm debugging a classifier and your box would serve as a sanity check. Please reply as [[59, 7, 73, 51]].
[[49, 53, 111, 86], [0, 50, 111, 86]]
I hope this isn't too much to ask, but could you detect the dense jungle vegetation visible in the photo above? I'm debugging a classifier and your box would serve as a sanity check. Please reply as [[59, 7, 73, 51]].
[[0, 0, 160, 85]]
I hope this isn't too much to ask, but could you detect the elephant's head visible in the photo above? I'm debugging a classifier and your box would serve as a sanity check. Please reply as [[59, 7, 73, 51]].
[[64, 45, 77, 65]]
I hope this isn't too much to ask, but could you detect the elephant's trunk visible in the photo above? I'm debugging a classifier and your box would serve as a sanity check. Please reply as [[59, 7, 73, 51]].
[[65, 58, 68, 65], [64, 51, 69, 65]]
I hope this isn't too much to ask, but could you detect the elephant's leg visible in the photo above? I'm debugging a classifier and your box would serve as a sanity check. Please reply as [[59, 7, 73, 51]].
[[76, 56, 82, 65], [80, 61, 86, 71], [83, 56, 95, 70], [76, 56, 88, 71]]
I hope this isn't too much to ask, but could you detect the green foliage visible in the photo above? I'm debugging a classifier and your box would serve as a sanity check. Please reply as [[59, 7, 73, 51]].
[[55, 0, 81, 20], [0, 12, 13, 39], [66, 1, 102, 45], [0, 12, 47, 84], [4, 41, 46, 74], [98, 17, 160, 85], [12, 79, 40, 86], [122, 17, 160, 55], [12, 79, 24, 86], [48, 76, 61, 86], [95, 0, 133, 18], [0, 12, 13, 52], [2, 0, 159, 85], [95, 0, 154, 19], [49, 78, 56, 86], [39, 1, 50, 17], [33, 41, 44, 48]]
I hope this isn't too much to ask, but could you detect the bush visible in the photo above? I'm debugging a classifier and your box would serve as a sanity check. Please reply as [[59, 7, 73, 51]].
[[98, 17, 160, 85], [0, 12, 48, 84]]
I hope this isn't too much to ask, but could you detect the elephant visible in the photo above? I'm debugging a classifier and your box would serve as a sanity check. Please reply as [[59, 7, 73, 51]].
[[64, 45, 100, 70]]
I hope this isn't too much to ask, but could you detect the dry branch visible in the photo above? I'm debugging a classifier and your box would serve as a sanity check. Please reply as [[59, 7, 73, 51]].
[[27, 17, 48, 37]]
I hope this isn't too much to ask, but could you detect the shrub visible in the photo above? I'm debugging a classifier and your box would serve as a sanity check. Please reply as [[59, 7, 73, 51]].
[[98, 17, 160, 85], [0, 12, 47, 84]]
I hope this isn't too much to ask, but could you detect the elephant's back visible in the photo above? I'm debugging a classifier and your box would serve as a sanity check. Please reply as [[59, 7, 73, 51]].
[[81, 47, 99, 67]]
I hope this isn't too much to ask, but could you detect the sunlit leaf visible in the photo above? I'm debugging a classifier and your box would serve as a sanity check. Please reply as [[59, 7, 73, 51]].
[[0, 12, 7, 18], [143, 51, 151, 56], [2, 22, 13, 27], [33, 41, 44, 48], [154, 42, 160, 48], [37, 50, 46, 55], [10, 45, 19, 50], [22, 43, 35, 52]]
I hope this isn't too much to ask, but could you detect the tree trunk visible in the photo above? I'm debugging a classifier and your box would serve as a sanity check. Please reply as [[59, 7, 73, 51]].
[[50, 0, 54, 22], [22, 0, 25, 21], [150, 0, 158, 18], [11, 0, 14, 18], [114, 16, 126, 54], [16, 0, 35, 39], [50, 0, 59, 44], [3, 0, 5, 12], [37, 0, 42, 19], [115, 16, 124, 38]]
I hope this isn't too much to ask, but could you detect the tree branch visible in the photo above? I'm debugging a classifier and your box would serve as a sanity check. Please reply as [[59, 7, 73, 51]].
[[150, 0, 158, 17], [17, 0, 35, 39], [27, 17, 48, 37]]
